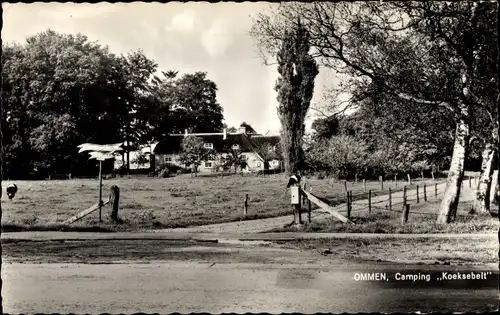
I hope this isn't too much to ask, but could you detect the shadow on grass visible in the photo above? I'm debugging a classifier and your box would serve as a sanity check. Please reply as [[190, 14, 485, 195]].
[[1, 223, 116, 233]]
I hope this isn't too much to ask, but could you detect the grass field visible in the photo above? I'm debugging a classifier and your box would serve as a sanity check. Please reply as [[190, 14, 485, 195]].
[[1, 174, 446, 232]]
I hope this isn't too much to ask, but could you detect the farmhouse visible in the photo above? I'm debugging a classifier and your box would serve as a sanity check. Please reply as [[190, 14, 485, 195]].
[[153, 126, 283, 173]]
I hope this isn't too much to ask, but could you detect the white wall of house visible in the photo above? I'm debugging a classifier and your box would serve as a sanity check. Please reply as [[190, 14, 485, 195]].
[[154, 151, 266, 173]]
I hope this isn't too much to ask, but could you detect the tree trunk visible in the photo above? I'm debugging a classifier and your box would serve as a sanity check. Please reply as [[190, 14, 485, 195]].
[[280, 127, 304, 176], [437, 118, 470, 224], [490, 170, 499, 206], [472, 144, 496, 214], [126, 139, 130, 174]]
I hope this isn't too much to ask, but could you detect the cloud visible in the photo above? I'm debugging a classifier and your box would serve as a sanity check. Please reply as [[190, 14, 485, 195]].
[[164, 10, 196, 32], [201, 19, 233, 57]]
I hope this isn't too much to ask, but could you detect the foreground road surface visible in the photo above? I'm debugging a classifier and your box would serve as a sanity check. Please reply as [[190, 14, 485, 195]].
[[2, 240, 498, 314]]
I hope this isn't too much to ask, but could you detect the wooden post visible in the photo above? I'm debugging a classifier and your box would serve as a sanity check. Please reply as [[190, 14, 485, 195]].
[[416, 185, 420, 203], [389, 187, 392, 211], [244, 194, 249, 216], [401, 204, 410, 225], [98, 160, 103, 223], [296, 203, 303, 224], [435, 183, 438, 197], [379, 176, 383, 190], [407, 174, 411, 185], [109, 185, 120, 223], [347, 191, 352, 219], [303, 183, 308, 206], [469, 176, 471, 188], [363, 179, 366, 192], [346, 191, 350, 213], [403, 186, 407, 207], [368, 190, 372, 213], [308, 187, 312, 223], [424, 184, 427, 202]]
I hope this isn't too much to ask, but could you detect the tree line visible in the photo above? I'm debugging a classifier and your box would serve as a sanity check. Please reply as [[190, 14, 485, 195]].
[[1, 29, 225, 179], [251, 2, 498, 222]]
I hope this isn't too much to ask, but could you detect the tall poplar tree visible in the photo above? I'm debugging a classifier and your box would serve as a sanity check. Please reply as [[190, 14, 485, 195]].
[[275, 21, 318, 175]]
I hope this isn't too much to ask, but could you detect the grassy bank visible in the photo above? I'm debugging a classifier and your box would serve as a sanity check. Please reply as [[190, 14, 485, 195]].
[[265, 199, 498, 234]]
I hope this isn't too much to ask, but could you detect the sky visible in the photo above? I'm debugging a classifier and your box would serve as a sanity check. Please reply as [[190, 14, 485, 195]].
[[2, 2, 336, 134]]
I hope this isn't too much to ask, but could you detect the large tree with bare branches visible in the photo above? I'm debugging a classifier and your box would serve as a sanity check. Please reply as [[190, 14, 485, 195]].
[[250, 2, 498, 223]]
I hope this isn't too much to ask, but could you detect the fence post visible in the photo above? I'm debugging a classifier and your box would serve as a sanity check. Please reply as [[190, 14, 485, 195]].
[[347, 191, 352, 219], [424, 184, 427, 202], [389, 187, 392, 211], [244, 194, 249, 216], [435, 183, 438, 197], [379, 175, 384, 190], [303, 183, 307, 206], [416, 185, 420, 203], [368, 189, 372, 214], [346, 190, 350, 214], [401, 204, 410, 225], [363, 179, 367, 193], [407, 174, 411, 185], [109, 185, 120, 223], [469, 176, 471, 188], [403, 186, 407, 207]]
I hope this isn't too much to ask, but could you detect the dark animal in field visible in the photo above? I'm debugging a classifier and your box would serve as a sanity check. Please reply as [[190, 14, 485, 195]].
[[6, 184, 18, 199]]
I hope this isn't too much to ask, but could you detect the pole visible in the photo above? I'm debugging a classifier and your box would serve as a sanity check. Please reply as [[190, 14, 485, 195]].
[[416, 185, 420, 203], [98, 160, 103, 223], [424, 184, 427, 202], [244, 194, 248, 216], [401, 204, 410, 225], [389, 187, 392, 211], [368, 190, 372, 214], [347, 191, 352, 219], [403, 186, 407, 208]]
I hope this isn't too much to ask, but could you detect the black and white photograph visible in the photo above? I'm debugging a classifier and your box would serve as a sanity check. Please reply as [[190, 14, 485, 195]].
[[1, 1, 498, 313]]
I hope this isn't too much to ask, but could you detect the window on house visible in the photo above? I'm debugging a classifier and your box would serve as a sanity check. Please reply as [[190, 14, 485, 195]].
[[256, 162, 262, 167], [232, 144, 240, 150], [204, 143, 213, 149], [165, 157, 172, 162], [205, 162, 213, 168]]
